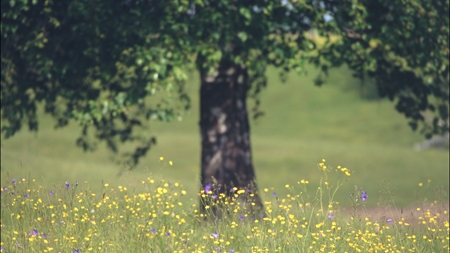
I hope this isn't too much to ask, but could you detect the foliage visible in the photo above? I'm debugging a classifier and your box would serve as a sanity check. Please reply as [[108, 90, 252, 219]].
[[1, 160, 448, 252], [2, 0, 448, 165], [2, 0, 194, 165], [314, 0, 449, 138]]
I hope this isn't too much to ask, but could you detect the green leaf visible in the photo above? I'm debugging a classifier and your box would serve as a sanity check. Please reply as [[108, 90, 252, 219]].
[[237, 32, 248, 42], [239, 7, 251, 20]]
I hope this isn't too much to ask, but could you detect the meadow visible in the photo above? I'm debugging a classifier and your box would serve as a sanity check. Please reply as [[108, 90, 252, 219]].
[[1, 64, 449, 252], [1, 160, 448, 252]]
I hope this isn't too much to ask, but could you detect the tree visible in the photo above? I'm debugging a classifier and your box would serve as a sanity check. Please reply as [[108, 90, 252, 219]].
[[2, 0, 448, 215], [315, 0, 449, 137]]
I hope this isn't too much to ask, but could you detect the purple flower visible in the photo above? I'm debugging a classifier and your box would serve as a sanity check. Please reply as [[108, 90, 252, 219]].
[[361, 190, 368, 202], [204, 184, 211, 193], [11, 191, 15, 195], [41, 233, 47, 239], [12, 178, 16, 183], [165, 232, 170, 237], [228, 250, 235, 253], [240, 216, 245, 221], [211, 232, 219, 239], [327, 213, 334, 219], [151, 228, 156, 233], [24, 193, 29, 198], [65, 182, 70, 189], [3, 187, 8, 191], [215, 247, 221, 251], [49, 190, 54, 195], [212, 195, 218, 199], [73, 249, 80, 253], [386, 218, 392, 223], [0, 246, 4, 251], [272, 192, 277, 196], [32, 229, 38, 236]]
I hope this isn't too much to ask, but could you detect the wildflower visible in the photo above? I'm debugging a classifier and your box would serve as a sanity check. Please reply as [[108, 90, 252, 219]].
[[211, 232, 219, 239], [73, 249, 80, 253], [166, 232, 170, 236], [12, 178, 16, 183], [65, 182, 70, 189], [361, 190, 368, 202], [24, 193, 29, 198], [151, 228, 156, 233], [240, 216, 245, 221], [272, 192, 277, 196], [49, 190, 54, 195], [32, 229, 38, 236], [2, 187, 7, 191], [41, 233, 47, 239], [386, 219, 392, 223], [228, 250, 235, 253], [215, 247, 221, 251], [204, 184, 212, 193], [11, 191, 15, 195], [328, 213, 334, 219], [0, 247, 4, 251]]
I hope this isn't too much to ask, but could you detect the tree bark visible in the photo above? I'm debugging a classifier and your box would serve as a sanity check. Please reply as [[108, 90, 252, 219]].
[[198, 58, 263, 217]]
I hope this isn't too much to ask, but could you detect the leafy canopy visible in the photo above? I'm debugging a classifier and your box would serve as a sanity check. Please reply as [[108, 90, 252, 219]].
[[2, 0, 448, 165]]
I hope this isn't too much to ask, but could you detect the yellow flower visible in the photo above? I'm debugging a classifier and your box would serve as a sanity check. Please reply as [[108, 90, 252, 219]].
[[159, 156, 164, 161]]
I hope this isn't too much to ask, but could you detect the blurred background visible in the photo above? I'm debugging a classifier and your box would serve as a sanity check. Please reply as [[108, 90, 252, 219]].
[[1, 64, 448, 208]]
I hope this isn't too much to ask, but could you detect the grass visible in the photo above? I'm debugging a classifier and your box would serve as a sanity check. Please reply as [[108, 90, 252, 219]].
[[1, 64, 448, 208], [1, 161, 448, 252]]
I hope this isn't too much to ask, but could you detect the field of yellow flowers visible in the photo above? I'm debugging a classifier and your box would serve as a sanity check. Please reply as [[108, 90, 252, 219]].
[[1, 160, 448, 252]]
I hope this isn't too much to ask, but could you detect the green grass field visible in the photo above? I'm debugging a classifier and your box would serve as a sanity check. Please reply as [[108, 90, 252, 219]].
[[1, 171, 448, 252], [1, 64, 448, 208]]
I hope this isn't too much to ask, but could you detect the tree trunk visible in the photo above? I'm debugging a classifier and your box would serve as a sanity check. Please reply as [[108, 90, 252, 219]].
[[198, 58, 263, 217]]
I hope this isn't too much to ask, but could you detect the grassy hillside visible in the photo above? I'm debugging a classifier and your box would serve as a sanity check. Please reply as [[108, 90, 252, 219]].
[[1, 64, 448, 208]]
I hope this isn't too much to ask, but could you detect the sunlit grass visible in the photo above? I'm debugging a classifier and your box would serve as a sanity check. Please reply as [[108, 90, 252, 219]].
[[1, 160, 448, 252]]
